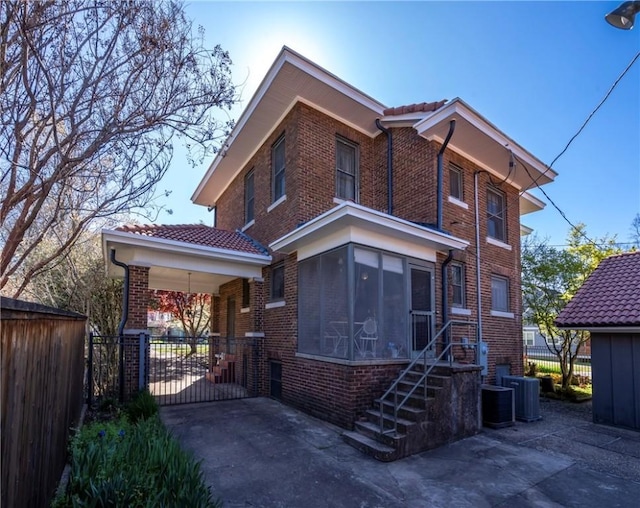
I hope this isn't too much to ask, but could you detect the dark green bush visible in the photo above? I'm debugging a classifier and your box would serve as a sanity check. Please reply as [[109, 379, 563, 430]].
[[125, 389, 158, 423], [54, 415, 221, 508]]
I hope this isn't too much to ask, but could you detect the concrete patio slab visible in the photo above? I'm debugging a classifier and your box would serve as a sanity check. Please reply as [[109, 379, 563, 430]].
[[161, 397, 640, 508]]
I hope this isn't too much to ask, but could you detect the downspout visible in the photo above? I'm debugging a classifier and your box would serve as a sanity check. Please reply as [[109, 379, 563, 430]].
[[437, 120, 456, 230], [441, 249, 454, 354], [375, 119, 393, 215], [474, 171, 484, 377], [110, 249, 129, 402]]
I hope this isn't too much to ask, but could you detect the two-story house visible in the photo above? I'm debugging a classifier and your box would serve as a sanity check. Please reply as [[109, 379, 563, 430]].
[[103, 47, 555, 459]]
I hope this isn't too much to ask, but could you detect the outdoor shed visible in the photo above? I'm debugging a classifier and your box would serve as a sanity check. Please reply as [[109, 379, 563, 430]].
[[556, 251, 640, 431]]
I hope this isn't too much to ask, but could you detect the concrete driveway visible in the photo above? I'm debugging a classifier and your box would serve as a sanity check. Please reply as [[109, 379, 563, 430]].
[[161, 397, 640, 508]]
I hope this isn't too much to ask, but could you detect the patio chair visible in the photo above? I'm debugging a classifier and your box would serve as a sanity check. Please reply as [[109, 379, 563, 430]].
[[358, 317, 378, 357]]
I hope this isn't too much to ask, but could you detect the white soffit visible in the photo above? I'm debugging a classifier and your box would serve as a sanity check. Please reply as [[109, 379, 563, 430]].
[[520, 191, 546, 215], [192, 47, 387, 207], [269, 202, 469, 261], [410, 99, 557, 191], [102, 230, 271, 292]]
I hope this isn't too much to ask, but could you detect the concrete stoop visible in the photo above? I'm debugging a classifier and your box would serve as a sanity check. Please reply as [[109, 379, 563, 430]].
[[343, 363, 482, 461]]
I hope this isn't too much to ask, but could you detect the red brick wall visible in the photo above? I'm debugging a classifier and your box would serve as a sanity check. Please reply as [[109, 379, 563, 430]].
[[214, 100, 525, 424], [124, 265, 149, 400]]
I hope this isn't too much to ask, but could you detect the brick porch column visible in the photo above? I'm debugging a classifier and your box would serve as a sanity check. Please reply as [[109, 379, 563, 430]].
[[249, 277, 266, 396], [209, 295, 221, 369], [122, 265, 149, 401]]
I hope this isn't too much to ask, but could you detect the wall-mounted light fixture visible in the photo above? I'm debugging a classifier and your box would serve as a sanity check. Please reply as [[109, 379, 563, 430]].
[[605, 1, 640, 29]]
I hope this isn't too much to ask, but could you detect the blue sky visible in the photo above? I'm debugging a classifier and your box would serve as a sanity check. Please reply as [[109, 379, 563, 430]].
[[153, 1, 640, 248]]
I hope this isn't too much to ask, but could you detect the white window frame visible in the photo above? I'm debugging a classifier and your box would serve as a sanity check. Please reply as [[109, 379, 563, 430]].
[[523, 330, 535, 346], [336, 137, 359, 202], [272, 135, 286, 203], [491, 274, 509, 313], [487, 187, 506, 242], [449, 164, 463, 201], [450, 262, 465, 308]]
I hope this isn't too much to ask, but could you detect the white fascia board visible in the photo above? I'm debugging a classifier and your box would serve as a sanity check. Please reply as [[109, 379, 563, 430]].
[[520, 191, 546, 215], [102, 229, 271, 265], [556, 325, 640, 333], [415, 99, 557, 183], [191, 46, 386, 205], [269, 202, 468, 253], [379, 112, 431, 127], [520, 224, 533, 236]]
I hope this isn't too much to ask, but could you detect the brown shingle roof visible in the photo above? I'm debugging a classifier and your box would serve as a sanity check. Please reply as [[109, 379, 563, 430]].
[[116, 224, 268, 256], [555, 251, 640, 328], [383, 100, 447, 116]]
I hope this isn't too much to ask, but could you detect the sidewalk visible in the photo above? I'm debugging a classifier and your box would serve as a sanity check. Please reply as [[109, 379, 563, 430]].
[[161, 397, 640, 507]]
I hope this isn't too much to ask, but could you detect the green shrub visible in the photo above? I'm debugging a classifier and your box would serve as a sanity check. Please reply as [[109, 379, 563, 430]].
[[125, 389, 159, 423], [54, 415, 221, 508]]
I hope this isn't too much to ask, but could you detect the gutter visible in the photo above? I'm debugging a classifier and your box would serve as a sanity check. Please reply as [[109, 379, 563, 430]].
[[375, 119, 393, 215], [110, 249, 129, 402], [437, 120, 456, 230]]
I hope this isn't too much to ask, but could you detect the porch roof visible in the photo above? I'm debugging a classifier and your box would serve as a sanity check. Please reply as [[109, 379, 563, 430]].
[[102, 225, 271, 294], [269, 201, 469, 262]]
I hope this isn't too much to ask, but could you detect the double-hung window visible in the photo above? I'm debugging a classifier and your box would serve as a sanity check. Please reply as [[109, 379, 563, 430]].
[[523, 330, 535, 346], [450, 263, 465, 308], [449, 164, 463, 201], [272, 136, 286, 202], [245, 169, 255, 224], [491, 275, 509, 312], [336, 137, 358, 201], [271, 263, 285, 301], [487, 188, 506, 242]]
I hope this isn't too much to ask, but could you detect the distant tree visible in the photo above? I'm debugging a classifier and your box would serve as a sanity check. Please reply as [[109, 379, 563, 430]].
[[151, 290, 211, 355], [0, 0, 236, 297], [522, 224, 620, 391], [631, 213, 640, 249], [16, 230, 123, 336]]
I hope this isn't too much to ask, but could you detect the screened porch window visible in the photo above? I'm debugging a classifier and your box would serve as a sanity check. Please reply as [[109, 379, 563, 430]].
[[298, 245, 407, 361]]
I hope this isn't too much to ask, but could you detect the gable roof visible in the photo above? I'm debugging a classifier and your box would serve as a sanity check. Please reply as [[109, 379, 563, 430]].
[[115, 224, 268, 256], [555, 251, 640, 329]]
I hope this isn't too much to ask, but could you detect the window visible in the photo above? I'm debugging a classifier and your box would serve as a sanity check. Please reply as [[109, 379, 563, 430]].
[[449, 164, 463, 201], [242, 278, 250, 308], [450, 263, 465, 308], [271, 263, 285, 301], [336, 137, 358, 201], [491, 275, 509, 312], [523, 330, 535, 346], [272, 135, 285, 202], [487, 188, 506, 242], [245, 169, 254, 224]]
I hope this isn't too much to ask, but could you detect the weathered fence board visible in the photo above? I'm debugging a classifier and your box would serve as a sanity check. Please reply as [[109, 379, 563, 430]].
[[1, 297, 86, 508]]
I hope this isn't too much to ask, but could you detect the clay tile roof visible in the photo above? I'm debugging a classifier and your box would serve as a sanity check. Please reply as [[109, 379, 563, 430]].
[[383, 100, 447, 116], [555, 251, 640, 328], [116, 224, 268, 256]]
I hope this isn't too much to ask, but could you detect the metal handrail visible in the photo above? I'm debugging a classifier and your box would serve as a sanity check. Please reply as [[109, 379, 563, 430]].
[[378, 319, 477, 436]]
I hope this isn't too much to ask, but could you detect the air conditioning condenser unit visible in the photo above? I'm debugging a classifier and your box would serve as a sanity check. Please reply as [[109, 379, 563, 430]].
[[500, 375, 541, 422]]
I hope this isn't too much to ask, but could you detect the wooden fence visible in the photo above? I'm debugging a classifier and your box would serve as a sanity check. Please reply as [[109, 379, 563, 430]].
[[1, 297, 86, 508]]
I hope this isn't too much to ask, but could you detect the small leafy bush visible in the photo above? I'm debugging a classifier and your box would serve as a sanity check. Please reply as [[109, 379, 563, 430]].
[[54, 415, 220, 507], [125, 388, 158, 423]]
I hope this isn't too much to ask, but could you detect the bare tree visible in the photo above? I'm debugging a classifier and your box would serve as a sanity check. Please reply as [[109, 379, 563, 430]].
[[1, 0, 236, 296], [631, 213, 640, 249]]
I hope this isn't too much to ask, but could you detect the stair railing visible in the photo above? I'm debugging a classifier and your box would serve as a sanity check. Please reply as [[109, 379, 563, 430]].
[[378, 319, 477, 436]]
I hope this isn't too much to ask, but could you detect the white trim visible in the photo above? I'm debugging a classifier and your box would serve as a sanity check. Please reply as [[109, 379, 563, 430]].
[[267, 194, 287, 213], [240, 307, 250, 314], [265, 300, 286, 309], [556, 326, 640, 333], [451, 307, 472, 316], [251, 277, 264, 283], [448, 196, 468, 210], [520, 224, 533, 236], [244, 332, 265, 337], [491, 310, 515, 319], [241, 219, 255, 232], [486, 237, 512, 251]]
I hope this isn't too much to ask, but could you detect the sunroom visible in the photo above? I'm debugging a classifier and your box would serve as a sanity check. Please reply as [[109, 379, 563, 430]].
[[270, 201, 469, 363]]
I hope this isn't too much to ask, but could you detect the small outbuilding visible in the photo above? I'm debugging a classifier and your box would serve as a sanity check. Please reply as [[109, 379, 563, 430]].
[[556, 251, 640, 431]]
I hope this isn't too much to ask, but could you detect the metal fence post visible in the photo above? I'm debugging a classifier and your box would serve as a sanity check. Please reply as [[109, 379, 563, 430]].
[[87, 332, 94, 405], [138, 332, 146, 391]]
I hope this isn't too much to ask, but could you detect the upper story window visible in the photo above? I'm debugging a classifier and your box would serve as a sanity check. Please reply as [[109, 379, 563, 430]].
[[449, 164, 463, 201], [271, 263, 285, 301], [491, 275, 509, 312], [450, 262, 465, 308], [487, 188, 506, 242], [336, 137, 358, 201], [523, 330, 535, 346], [245, 169, 255, 224], [242, 278, 250, 308], [272, 135, 286, 202]]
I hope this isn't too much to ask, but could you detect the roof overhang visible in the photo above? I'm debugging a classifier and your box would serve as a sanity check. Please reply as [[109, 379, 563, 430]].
[[556, 325, 640, 333], [269, 201, 469, 262], [520, 191, 545, 215], [383, 98, 557, 191], [192, 47, 387, 207], [102, 229, 271, 294]]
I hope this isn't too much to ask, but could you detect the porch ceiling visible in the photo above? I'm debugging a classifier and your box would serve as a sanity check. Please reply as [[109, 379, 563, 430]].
[[102, 229, 271, 293], [269, 201, 469, 262]]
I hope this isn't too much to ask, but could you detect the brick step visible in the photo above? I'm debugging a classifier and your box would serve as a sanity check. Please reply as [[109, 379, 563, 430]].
[[342, 431, 398, 462]]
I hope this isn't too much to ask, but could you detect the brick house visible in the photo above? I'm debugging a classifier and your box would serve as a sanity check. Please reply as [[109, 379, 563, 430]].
[[103, 47, 555, 459]]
